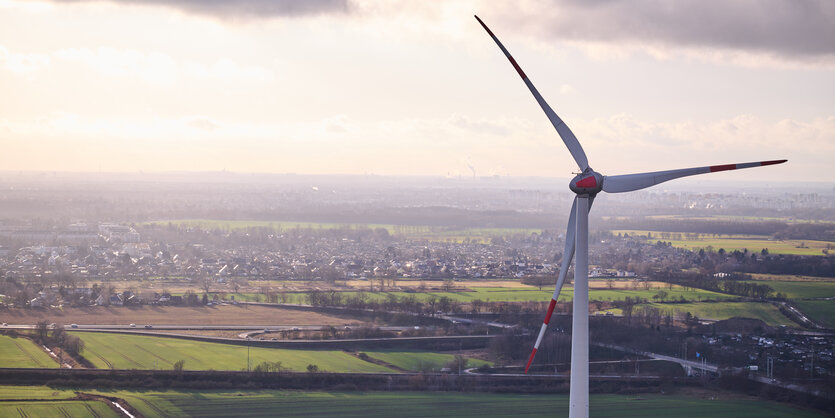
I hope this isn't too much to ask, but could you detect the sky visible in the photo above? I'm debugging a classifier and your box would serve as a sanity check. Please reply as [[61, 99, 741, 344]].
[[1, 0, 833, 182]]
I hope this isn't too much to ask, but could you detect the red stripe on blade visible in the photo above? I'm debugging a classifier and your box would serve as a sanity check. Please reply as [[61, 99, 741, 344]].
[[761, 159, 787, 166], [508, 57, 527, 79], [710, 164, 737, 172], [524, 348, 537, 374], [544, 299, 557, 324]]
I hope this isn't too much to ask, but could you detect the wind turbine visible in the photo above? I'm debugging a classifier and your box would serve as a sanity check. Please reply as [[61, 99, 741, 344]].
[[474, 15, 786, 418]]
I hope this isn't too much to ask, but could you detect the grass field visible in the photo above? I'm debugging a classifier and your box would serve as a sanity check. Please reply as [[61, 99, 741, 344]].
[[74, 332, 486, 373], [230, 285, 733, 305], [0, 401, 118, 417], [742, 280, 835, 299], [792, 300, 835, 328], [143, 219, 543, 243], [0, 385, 76, 400], [645, 214, 835, 225], [613, 230, 831, 256], [645, 302, 795, 326], [86, 390, 825, 418], [76, 332, 392, 372], [361, 350, 489, 371], [0, 335, 58, 368], [0, 385, 117, 417], [0, 305, 363, 327]]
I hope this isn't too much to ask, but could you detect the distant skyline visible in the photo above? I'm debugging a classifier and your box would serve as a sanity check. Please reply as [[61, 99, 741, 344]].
[[1, 0, 833, 181]]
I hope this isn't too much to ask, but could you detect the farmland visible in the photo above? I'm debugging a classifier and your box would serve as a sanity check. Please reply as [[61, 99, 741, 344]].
[[0, 335, 58, 368], [742, 280, 835, 299], [0, 305, 364, 327], [74, 332, 487, 373], [227, 285, 734, 305], [90, 389, 824, 418], [360, 350, 490, 371], [613, 230, 831, 256], [792, 300, 835, 328], [0, 385, 118, 417], [0, 401, 118, 417], [645, 302, 796, 327]]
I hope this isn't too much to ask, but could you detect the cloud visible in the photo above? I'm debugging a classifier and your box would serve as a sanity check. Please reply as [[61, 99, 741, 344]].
[[447, 114, 512, 136], [0, 46, 51, 73], [0, 46, 273, 84], [52, 0, 351, 19], [492, 0, 835, 64]]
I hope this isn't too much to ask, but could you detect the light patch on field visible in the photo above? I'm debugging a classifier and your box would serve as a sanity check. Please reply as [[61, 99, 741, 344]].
[[613, 229, 832, 256]]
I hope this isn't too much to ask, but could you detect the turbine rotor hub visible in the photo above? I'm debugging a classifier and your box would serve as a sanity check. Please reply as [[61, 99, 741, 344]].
[[569, 170, 603, 195]]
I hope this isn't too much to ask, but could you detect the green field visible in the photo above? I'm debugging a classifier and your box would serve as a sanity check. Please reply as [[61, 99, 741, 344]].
[[742, 280, 835, 299], [645, 302, 796, 326], [0, 385, 117, 417], [230, 286, 732, 305], [0, 401, 118, 417], [74, 332, 486, 373], [0, 385, 76, 400], [613, 230, 831, 256], [85, 390, 824, 418], [361, 350, 489, 371], [142, 219, 542, 243], [645, 214, 835, 225], [792, 300, 835, 328], [0, 335, 59, 368]]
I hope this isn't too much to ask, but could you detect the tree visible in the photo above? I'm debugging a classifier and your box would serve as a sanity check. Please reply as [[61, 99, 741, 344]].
[[35, 320, 50, 343], [521, 275, 550, 291], [446, 355, 468, 374], [306, 364, 319, 373], [64, 335, 84, 356], [200, 275, 213, 294], [173, 359, 186, 372]]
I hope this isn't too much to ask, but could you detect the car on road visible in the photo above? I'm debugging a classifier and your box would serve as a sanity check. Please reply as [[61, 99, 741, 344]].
[[144, 324, 153, 329], [70, 324, 78, 328], [129, 323, 136, 328], [1, 323, 7, 327]]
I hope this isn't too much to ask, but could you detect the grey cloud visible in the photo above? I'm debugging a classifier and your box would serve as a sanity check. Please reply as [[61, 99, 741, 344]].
[[55, 0, 351, 19], [512, 0, 835, 58]]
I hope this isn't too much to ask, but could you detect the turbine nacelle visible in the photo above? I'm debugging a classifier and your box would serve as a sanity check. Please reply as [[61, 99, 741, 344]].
[[569, 170, 603, 195]]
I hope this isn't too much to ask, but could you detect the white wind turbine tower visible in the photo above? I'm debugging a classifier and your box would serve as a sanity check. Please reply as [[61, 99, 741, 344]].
[[475, 16, 786, 418]]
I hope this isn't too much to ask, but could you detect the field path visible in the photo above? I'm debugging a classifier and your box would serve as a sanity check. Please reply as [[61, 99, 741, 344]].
[[12, 340, 45, 368], [139, 398, 169, 418], [134, 344, 173, 366], [85, 348, 114, 369], [84, 404, 101, 418]]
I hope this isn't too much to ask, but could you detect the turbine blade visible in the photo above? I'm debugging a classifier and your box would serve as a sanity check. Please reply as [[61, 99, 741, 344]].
[[525, 196, 594, 373], [475, 15, 589, 172], [602, 159, 787, 193]]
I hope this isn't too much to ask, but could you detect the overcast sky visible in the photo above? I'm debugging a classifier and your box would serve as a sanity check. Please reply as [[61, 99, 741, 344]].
[[1, 0, 833, 182]]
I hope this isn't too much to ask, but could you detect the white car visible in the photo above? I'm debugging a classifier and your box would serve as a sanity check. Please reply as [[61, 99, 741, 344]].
[[129, 323, 136, 328]]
